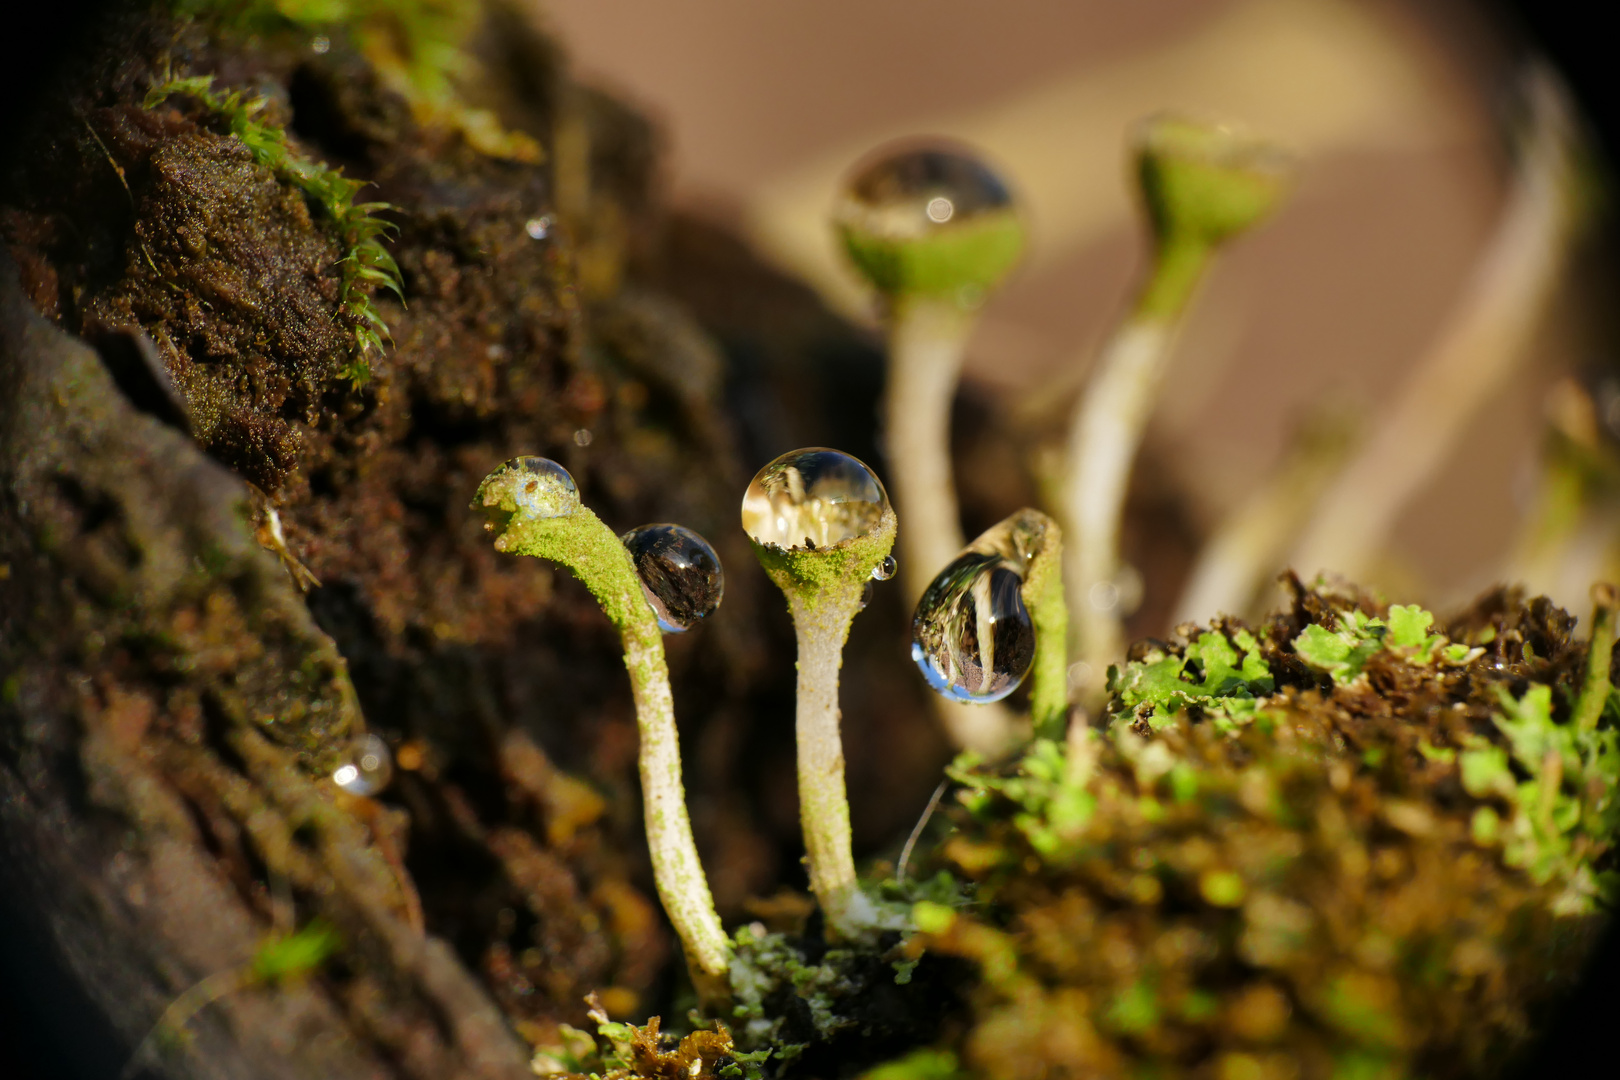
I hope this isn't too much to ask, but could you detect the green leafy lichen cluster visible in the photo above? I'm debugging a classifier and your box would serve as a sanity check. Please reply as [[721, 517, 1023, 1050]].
[[143, 71, 401, 386], [1108, 624, 1274, 732], [886, 581, 1616, 1080]]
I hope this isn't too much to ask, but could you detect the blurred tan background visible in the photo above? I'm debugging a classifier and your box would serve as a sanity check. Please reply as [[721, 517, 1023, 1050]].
[[532, 0, 1578, 615]]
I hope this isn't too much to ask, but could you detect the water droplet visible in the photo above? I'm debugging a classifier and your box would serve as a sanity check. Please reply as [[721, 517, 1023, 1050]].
[[872, 554, 897, 581], [911, 551, 1034, 703], [859, 580, 874, 611], [334, 734, 392, 796], [525, 215, 553, 240], [741, 448, 889, 551], [475, 456, 580, 527], [1089, 580, 1120, 612], [573, 428, 593, 447], [311, 35, 331, 55], [622, 524, 724, 633], [838, 145, 1015, 240]]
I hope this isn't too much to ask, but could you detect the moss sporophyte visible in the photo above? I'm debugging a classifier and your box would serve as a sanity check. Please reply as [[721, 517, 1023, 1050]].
[[741, 448, 905, 940], [1063, 115, 1291, 698], [473, 456, 731, 985]]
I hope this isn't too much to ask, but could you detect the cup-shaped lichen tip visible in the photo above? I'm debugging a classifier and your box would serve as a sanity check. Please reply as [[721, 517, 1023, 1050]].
[[1136, 114, 1292, 248], [472, 456, 581, 546], [834, 141, 1026, 306]]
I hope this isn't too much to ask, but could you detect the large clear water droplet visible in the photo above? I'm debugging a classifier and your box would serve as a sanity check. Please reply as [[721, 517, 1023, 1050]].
[[872, 554, 897, 582], [911, 551, 1034, 704], [474, 455, 580, 528], [741, 448, 889, 551], [334, 734, 393, 796], [837, 145, 1015, 241], [621, 524, 724, 633]]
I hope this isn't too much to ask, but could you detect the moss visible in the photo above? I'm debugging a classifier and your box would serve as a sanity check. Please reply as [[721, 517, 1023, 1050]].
[[143, 69, 402, 385]]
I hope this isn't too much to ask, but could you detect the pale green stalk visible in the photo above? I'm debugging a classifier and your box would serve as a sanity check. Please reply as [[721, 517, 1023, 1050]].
[[1016, 513, 1070, 741], [888, 296, 1020, 753], [1290, 69, 1577, 586], [1573, 583, 1619, 734], [752, 511, 899, 940]]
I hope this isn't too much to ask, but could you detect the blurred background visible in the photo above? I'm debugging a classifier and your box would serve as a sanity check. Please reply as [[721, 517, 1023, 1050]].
[[537, 0, 1613, 623]]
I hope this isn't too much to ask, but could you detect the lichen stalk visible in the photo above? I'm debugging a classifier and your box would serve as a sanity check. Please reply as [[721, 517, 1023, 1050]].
[[886, 295, 975, 599], [751, 510, 898, 940], [475, 489, 731, 981], [1062, 116, 1288, 694], [1063, 314, 1188, 694], [1573, 583, 1618, 733]]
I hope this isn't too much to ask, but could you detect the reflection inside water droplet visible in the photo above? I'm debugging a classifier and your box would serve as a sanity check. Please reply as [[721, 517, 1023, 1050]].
[[872, 554, 897, 582], [837, 146, 1015, 240], [621, 524, 724, 633], [334, 734, 393, 796], [911, 550, 1035, 704], [476, 455, 579, 528], [741, 448, 889, 551]]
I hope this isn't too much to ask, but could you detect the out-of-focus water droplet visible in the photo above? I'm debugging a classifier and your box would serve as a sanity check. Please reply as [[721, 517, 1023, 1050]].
[[838, 146, 1015, 240], [476, 456, 579, 528], [911, 551, 1034, 704], [741, 448, 889, 551], [859, 580, 874, 610], [334, 734, 392, 796], [872, 554, 897, 582], [622, 524, 724, 632], [525, 215, 553, 240], [573, 428, 593, 447], [311, 35, 331, 55]]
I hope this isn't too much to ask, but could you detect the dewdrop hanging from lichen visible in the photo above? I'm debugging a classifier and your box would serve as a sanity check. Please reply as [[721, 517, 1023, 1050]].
[[912, 550, 1035, 704], [911, 509, 1070, 737], [620, 524, 724, 633]]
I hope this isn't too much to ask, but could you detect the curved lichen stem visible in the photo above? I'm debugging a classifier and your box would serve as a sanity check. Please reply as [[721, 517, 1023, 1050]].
[[752, 510, 898, 940], [475, 481, 731, 984], [1573, 583, 1619, 734], [1015, 514, 1070, 741]]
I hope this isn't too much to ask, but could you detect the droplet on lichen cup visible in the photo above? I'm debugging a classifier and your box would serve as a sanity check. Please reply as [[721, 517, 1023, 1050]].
[[621, 524, 725, 633], [834, 143, 1025, 302], [741, 448, 890, 551], [911, 550, 1035, 704], [333, 734, 393, 796], [871, 554, 898, 582], [473, 455, 580, 536]]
